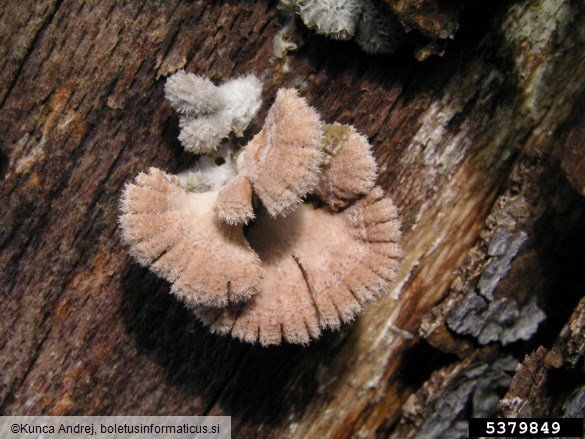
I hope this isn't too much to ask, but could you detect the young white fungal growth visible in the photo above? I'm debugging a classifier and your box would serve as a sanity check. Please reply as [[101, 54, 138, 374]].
[[296, 0, 362, 40], [119, 168, 263, 308], [164, 71, 224, 116], [195, 187, 402, 346], [314, 123, 378, 209], [280, 0, 400, 54], [164, 71, 262, 153], [176, 144, 238, 193]]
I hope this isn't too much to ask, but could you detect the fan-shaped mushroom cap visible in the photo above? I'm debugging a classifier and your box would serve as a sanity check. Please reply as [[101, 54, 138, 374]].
[[314, 124, 378, 209], [119, 168, 263, 308], [195, 186, 402, 346], [241, 88, 323, 217]]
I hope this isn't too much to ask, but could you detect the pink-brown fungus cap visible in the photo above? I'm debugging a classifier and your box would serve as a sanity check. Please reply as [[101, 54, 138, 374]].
[[314, 123, 378, 210], [195, 186, 402, 346], [119, 168, 263, 308], [241, 88, 323, 217]]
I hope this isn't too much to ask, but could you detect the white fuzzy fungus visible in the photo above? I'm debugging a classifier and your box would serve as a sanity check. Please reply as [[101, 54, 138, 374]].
[[165, 71, 262, 153]]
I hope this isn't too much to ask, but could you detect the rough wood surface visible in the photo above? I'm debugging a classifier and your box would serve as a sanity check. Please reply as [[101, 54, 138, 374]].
[[1, 0, 584, 437], [497, 297, 585, 420]]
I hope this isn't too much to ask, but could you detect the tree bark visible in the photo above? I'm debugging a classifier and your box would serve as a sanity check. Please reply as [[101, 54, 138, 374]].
[[0, 0, 583, 437]]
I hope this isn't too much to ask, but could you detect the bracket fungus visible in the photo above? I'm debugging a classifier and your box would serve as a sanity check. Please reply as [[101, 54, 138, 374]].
[[120, 77, 402, 346], [164, 71, 262, 153]]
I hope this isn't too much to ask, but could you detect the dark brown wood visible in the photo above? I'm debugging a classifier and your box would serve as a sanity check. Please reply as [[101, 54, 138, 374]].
[[1, 0, 584, 437]]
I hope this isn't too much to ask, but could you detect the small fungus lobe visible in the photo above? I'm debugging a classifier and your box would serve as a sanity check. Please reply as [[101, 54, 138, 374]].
[[314, 123, 377, 210], [215, 175, 255, 225], [240, 88, 323, 217], [213, 88, 324, 224]]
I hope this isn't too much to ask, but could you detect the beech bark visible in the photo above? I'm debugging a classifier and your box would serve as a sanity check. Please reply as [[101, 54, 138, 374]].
[[0, 1, 583, 438]]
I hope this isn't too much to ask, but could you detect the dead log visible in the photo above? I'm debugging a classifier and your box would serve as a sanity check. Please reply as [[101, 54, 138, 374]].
[[1, 0, 583, 437]]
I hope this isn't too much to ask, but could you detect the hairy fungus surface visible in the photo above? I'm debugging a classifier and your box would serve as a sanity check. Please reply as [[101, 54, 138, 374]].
[[215, 174, 255, 225], [164, 71, 262, 153], [241, 88, 323, 217], [315, 123, 378, 210], [120, 81, 402, 346], [196, 187, 402, 346], [119, 168, 263, 308], [215, 88, 323, 224], [296, 0, 362, 40], [281, 0, 401, 54]]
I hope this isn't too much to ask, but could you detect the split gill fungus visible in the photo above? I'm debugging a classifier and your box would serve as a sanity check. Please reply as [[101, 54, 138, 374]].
[[119, 74, 402, 346]]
